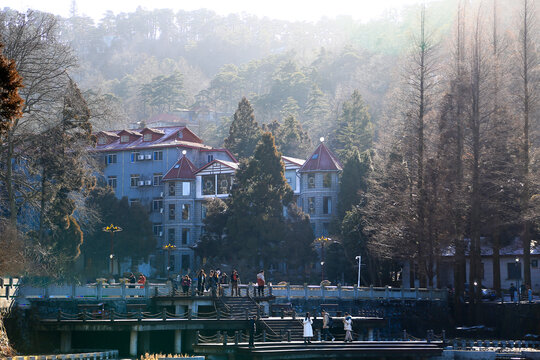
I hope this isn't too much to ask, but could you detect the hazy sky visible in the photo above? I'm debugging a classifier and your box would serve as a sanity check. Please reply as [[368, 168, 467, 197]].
[[7, 0, 430, 23]]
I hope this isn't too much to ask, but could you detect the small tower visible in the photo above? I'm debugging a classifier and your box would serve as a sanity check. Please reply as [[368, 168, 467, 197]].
[[298, 138, 342, 237]]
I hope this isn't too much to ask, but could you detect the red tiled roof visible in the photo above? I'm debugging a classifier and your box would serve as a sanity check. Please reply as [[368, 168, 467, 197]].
[[299, 142, 342, 172], [92, 126, 209, 152], [141, 127, 165, 135], [162, 155, 198, 181]]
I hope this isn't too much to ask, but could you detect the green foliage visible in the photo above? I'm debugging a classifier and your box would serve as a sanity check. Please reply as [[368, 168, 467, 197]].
[[224, 97, 261, 159], [81, 186, 155, 277], [337, 150, 371, 219], [226, 132, 293, 267], [303, 84, 330, 139], [273, 115, 312, 159], [332, 90, 373, 160], [139, 71, 186, 113], [282, 204, 316, 281]]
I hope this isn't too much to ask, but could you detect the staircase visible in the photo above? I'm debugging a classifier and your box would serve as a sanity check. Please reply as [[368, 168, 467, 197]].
[[262, 318, 304, 341], [215, 296, 262, 319]]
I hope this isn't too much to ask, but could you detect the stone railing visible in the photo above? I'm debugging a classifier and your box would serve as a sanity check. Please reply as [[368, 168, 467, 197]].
[[2, 350, 119, 360], [11, 280, 447, 302]]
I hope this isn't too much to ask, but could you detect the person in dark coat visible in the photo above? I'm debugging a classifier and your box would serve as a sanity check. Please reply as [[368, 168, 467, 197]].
[[249, 315, 257, 347], [197, 269, 206, 296]]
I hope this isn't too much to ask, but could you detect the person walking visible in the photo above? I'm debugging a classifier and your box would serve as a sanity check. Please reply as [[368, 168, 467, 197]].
[[343, 312, 353, 343], [303, 312, 313, 344], [256, 270, 265, 297], [196, 269, 206, 296], [219, 272, 228, 296], [509, 283, 517, 303], [321, 309, 335, 341], [231, 270, 240, 296], [208, 270, 218, 297]]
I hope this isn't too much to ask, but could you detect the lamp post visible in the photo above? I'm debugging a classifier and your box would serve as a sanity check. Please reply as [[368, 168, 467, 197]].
[[102, 224, 123, 279], [356, 256, 362, 287], [164, 243, 177, 280], [315, 236, 331, 283], [515, 257, 520, 302]]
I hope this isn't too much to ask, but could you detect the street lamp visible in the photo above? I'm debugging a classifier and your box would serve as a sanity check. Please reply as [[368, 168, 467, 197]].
[[515, 257, 520, 301], [356, 256, 362, 287], [314, 236, 332, 282], [164, 243, 177, 280], [103, 224, 123, 279]]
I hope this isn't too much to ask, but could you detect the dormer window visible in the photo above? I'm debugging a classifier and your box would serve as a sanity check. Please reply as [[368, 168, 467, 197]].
[[121, 135, 130, 143], [143, 133, 152, 142], [97, 136, 107, 145], [177, 131, 183, 139]]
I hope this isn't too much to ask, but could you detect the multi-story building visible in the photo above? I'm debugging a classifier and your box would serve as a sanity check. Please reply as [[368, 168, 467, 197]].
[[94, 126, 341, 276]]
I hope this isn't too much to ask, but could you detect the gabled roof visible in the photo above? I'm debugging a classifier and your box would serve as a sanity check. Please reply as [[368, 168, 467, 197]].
[[195, 159, 239, 175], [299, 142, 342, 172], [93, 126, 211, 152], [282, 156, 305, 167], [97, 131, 120, 138], [200, 148, 238, 163], [141, 127, 165, 135], [162, 155, 198, 181]]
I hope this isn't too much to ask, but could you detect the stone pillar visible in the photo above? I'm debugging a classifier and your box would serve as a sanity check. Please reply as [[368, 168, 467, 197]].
[[174, 330, 182, 354], [368, 328, 374, 341], [192, 303, 199, 318], [129, 330, 138, 357], [60, 331, 72, 353]]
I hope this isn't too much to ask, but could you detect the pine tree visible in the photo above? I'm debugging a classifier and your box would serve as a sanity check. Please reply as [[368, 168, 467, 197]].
[[226, 132, 293, 267], [0, 41, 23, 143], [304, 84, 330, 139], [337, 150, 371, 220], [332, 90, 373, 160], [224, 97, 261, 159], [275, 115, 312, 158]]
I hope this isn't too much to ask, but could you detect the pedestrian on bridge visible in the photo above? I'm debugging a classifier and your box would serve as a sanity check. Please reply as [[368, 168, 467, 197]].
[[256, 270, 265, 297], [343, 312, 353, 342], [321, 309, 335, 341], [303, 312, 313, 344], [249, 315, 257, 347], [231, 270, 240, 296], [196, 269, 206, 296]]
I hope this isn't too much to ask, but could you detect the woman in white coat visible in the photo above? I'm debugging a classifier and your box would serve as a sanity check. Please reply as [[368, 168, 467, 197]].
[[343, 312, 353, 342], [303, 312, 313, 344]]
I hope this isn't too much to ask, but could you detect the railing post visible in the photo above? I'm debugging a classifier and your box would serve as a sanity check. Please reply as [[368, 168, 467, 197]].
[[121, 283, 126, 300], [82, 310, 87, 322], [369, 285, 374, 299], [71, 284, 76, 299], [337, 284, 342, 299], [385, 285, 390, 300], [245, 308, 249, 320], [287, 330, 291, 342], [442, 330, 446, 346], [235, 331, 239, 345], [268, 283, 272, 297], [304, 283, 308, 300], [321, 285, 325, 301], [353, 284, 358, 299], [162, 309, 167, 321], [109, 309, 115, 321], [188, 309, 192, 320], [403, 330, 407, 341], [138, 310, 142, 322], [429, 288, 434, 300], [281, 309, 284, 319], [415, 287, 419, 300], [222, 332, 227, 346], [57, 309, 62, 322], [262, 330, 266, 342], [217, 308, 221, 320], [97, 283, 103, 301], [286, 283, 291, 301], [317, 329, 321, 342], [195, 331, 199, 345]]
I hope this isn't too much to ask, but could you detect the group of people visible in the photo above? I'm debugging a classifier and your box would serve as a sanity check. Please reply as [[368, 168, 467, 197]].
[[509, 283, 534, 303], [302, 309, 354, 344], [128, 273, 146, 287], [172, 269, 269, 298]]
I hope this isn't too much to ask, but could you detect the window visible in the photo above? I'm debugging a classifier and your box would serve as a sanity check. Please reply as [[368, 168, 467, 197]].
[[121, 135, 130, 143], [202, 205, 207, 219], [129, 199, 140, 206], [98, 136, 107, 145], [169, 204, 175, 220], [182, 182, 190, 196], [323, 173, 332, 188], [207, 155, 214, 163], [532, 259, 538, 268], [169, 182, 176, 196], [308, 174, 315, 188], [182, 204, 190, 220], [217, 174, 232, 194], [286, 177, 292, 185], [168, 228, 175, 245], [130, 174, 140, 187], [131, 152, 140, 162], [182, 228, 189, 245], [507, 262, 521, 280], [107, 176, 117, 188], [153, 199, 163, 212], [107, 154, 117, 164], [153, 173, 162, 186], [178, 130, 183, 139], [153, 151, 163, 161], [308, 197, 315, 214], [143, 133, 152, 141], [323, 196, 332, 214], [153, 224, 163, 237], [202, 175, 215, 195], [181, 254, 190, 270]]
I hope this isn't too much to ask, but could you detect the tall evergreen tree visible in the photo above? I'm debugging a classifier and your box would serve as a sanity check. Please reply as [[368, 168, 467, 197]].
[[304, 84, 330, 139], [332, 90, 373, 160], [224, 97, 261, 159], [274, 115, 312, 158], [337, 150, 371, 220], [0, 41, 23, 143], [226, 132, 293, 268]]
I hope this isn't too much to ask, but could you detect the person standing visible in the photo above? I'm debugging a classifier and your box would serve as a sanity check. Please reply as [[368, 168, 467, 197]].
[[231, 270, 240, 296], [303, 312, 313, 344], [343, 312, 353, 343], [509, 283, 517, 303], [321, 309, 335, 341], [197, 269, 206, 296], [256, 270, 265, 297], [249, 315, 257, 347], [219, 272, 228, 296], [181, 275, 191, 295]]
